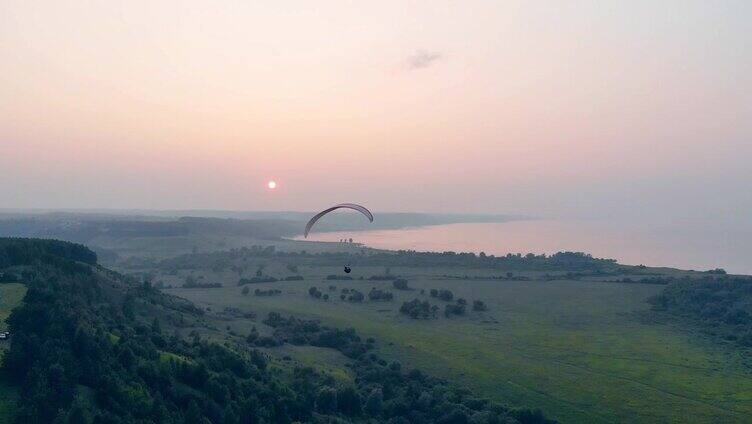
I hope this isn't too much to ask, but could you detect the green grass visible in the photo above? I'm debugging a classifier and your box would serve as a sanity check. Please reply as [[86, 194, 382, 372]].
[[171, 275, 752, 423], [158, 350, 193, 364], [0, 283, 27, 423], [0, 284, 25, 329], [274, 345, 355, 384]]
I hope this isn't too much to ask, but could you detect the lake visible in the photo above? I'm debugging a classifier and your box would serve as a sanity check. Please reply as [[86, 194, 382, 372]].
[[300, 219, 752, 274]]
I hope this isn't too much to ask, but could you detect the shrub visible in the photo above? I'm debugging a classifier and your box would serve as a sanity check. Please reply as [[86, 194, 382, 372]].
[[348, 291, 365, 303], [308, 286, 323, 298], [392, 279, 410, 290], [255, 288, 282, 296], [444, 303, 466, 317], [327, 275, 353, 281], [368, 288, 394, 301], [284, 275, 304, 281], [400, 299, 435, 319], [472, 300, 487, 311], [238, 276, 278, 285], [438, 289, 454, 302]]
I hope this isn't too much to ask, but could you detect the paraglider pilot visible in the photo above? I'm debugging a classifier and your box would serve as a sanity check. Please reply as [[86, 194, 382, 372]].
[[304, 203, 373, 274]]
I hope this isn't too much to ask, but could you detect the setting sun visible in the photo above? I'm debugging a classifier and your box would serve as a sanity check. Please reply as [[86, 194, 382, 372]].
[[267, 181, 277, 189]]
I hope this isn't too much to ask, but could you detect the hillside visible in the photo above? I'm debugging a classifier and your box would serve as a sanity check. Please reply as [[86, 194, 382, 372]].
[[0, 237, 550, 423]]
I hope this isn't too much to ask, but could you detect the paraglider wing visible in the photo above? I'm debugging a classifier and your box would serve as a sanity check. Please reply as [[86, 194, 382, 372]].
[[304, 203, 374, 238]]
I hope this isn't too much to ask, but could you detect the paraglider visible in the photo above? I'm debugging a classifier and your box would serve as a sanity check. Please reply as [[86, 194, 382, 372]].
[[304, 203, 373, 274], [303, 203, 374, 238]]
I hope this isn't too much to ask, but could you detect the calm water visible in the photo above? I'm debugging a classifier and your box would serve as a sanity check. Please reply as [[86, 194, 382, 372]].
[[301, 219, 752, 275]]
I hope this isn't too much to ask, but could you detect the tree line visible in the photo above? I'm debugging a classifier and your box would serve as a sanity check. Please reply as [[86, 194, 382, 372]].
[[648, 275, 752, 347]]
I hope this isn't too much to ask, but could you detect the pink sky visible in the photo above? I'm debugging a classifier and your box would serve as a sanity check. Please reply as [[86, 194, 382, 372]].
[[1, 1, 750, 219]]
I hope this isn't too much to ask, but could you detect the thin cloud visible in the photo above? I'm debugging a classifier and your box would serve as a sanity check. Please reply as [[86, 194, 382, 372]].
[[407, 50, 442, 70]]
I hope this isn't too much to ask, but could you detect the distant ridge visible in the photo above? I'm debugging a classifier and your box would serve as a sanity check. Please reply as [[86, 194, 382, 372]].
[[0, 209, 530, 238]]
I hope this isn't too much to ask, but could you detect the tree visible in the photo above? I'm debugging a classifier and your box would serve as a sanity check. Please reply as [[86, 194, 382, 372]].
[[315, 387, 337, 413], [151, 317, 161, 334], [472, 300, 487, 311], [122, 295, 136, 320], [247, 326, 259, 344], [185, 400, 206, 424], [393, 279, 410, 290], [65, 395, 93, 424], [444, 303, 466, 317], [242, 286, 250, 295], [438, 290, 454, 302], [364, 388, 383, 416], [337, 385, 361, 415]]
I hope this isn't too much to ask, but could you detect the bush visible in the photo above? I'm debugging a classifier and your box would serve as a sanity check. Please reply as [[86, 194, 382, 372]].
[[392, 279, 410, 290], [368, 275, 394, 281], [308, 286, 323, 298], [368, 288, 394, 301], [255, 288, 282, 296], [238, 276, 278, 285], [472, 300, 488, 311], [444, 303, 466, 317], [183, 280, 221, 289], [438, 289, 454, 302], [0, 272, 19, 283], [348, 291, 365, 303], [400, 299, 436, 319], [284, 275, 304, 281]]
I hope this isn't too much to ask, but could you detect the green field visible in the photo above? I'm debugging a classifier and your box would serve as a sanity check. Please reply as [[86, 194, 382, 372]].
[[0, 283, 27, 424], [171, 276, 752, 423]]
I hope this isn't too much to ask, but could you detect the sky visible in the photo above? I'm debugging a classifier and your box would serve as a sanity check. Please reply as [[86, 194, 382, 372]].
[[1, 1, 750, 220]]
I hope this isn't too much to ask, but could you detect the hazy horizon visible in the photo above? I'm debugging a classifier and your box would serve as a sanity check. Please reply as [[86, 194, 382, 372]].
[[2, 1, 750, 222]]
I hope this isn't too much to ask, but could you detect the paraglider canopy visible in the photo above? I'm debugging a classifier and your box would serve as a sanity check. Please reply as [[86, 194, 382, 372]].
[[303, 203, 374, 238]]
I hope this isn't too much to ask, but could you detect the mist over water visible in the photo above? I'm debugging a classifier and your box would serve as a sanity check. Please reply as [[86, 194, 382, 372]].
[[302, 219, 752, 275]]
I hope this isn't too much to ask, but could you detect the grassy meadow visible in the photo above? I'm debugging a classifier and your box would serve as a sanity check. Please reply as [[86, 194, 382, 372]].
[[169, 271, 752, 423]]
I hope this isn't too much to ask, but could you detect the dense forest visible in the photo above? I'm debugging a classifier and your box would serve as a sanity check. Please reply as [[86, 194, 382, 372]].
[[0, 237, 551, 423], [0, 216, 300, 244], [649, 275, 752, 346]]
